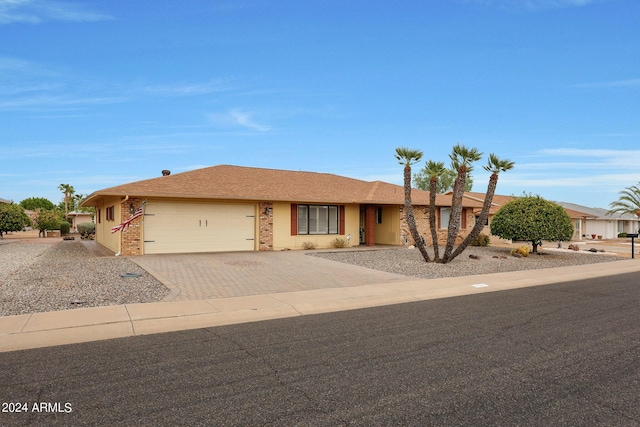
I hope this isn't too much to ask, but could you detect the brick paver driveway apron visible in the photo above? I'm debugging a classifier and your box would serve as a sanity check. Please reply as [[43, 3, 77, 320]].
[[131, 250, 411, 301]]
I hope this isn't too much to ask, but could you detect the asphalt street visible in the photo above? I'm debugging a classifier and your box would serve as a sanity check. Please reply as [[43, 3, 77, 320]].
[[1, 272, 640, 426]]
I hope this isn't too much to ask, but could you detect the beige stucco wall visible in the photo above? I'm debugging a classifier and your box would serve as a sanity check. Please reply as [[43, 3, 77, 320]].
[[373, 205, 401, 245], [272, 202, 361, 250], [95, 196, 121, 253]]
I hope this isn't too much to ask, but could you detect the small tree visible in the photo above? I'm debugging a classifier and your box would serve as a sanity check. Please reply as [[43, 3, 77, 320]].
[[19, 197, 55, 211], [490, 195, 574, 253], [33, 209, 62, 238], [0, 204, 30, 238], [414, 166, 473, 193]]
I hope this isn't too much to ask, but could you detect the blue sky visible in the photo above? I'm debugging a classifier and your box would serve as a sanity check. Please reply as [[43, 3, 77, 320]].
[[1, 0, 639, 209]]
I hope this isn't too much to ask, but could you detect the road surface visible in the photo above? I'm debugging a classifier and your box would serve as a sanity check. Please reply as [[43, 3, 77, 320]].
[[1, 272, 639, 426]]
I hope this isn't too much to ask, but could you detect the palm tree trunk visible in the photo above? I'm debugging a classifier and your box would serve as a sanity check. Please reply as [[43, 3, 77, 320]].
[[442, 165, 466, 262], [403, 165, 431, 262], [429, 176, 440, 261], [448, 173, 498, 261]]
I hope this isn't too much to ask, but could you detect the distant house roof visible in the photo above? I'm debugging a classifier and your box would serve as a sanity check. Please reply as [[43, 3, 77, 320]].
[[0, 198, 11, 204], [67, 211, 93, 216], [455, 191, 510, 214], [457, 192, 605, 220], [82, 165, 484, 208], [555, 201, 638, 220]]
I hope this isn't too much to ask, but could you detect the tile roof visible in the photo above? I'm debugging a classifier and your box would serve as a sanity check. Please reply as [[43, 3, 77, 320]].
[[82, 165, 482, 207]]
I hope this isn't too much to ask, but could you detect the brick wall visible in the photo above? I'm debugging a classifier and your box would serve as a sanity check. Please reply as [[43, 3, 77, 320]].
[[119, 197, 143, 256], [259, 201, 274, 251], [399, 205, 474, 246]]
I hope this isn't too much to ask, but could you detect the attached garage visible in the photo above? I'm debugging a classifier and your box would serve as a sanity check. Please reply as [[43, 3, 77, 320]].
[[143, 201, 256, 254]]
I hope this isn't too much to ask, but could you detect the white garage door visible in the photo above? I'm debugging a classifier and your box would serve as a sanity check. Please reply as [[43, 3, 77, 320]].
[[143, 201, 256, 254]]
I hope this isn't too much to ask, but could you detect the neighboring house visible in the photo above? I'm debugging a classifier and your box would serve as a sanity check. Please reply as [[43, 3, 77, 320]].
[[67, 211, 94, 231], [457, 192, 612, 243], [81, 165, 484, 256], [555, 202, 640, 240], [0, 198, 11, 204]]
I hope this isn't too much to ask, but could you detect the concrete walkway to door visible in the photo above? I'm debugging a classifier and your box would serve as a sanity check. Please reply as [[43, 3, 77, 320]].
[[130, 249, 412, 302]]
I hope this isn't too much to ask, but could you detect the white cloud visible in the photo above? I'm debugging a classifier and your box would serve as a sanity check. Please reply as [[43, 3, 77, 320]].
[[0, 94, 126, 110], [141, 79, 237, 97], [536, 148, 640, 168], [208, 109, 271, 132], [0, 0, 112, 24]]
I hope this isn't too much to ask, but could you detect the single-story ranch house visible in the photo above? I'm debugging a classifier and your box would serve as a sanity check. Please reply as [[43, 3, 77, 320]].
[[81, 165, 484, 256], [67, 210, 94, 232]]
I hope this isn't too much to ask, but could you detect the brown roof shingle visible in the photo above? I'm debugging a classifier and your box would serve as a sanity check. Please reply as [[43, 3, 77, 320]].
[[82, 165, 479, 207]]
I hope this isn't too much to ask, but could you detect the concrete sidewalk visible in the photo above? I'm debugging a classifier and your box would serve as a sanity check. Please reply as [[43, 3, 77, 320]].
[[2, 258, 639, 353]]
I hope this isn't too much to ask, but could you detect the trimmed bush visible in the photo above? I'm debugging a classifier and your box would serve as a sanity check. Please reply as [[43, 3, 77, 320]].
[[618, 232, 627, 238], [331, 237, 348, 248], [77, 222, 95, 240], [59, 221, 70, 235], [470, 233, 490, 247]]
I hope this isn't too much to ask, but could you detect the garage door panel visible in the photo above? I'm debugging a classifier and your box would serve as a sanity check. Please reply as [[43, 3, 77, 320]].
[[143, 202, 256, 254]]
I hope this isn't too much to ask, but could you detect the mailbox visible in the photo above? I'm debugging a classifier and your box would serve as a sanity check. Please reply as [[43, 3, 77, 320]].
[[627, 234, 639, 259]]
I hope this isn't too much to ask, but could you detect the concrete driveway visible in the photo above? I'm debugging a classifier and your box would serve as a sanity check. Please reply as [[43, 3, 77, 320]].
[[130, 249, 412, 301]]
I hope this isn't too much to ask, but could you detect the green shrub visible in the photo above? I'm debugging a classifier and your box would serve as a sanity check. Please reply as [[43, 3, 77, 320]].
[[302, 241, 317, 250], [470, 233, 491, 247], [618, 232, 627, 238], [59, 221, 70, 235], [77, 222, 95, 239], [331, 237, 348, 248]]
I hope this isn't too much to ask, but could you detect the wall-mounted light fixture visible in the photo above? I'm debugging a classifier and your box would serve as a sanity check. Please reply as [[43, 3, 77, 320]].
[[129, 203, 135, 215], [264, 206, 272, 215]]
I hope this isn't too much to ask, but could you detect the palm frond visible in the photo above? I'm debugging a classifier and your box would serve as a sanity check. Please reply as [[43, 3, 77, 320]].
[[395, 147, 423, 166]]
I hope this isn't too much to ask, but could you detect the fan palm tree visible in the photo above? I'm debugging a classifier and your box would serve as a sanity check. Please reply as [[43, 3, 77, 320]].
[[424, 160, 446, 261], [441, 144, 482, 263], [58, 183, 75, 218], [72, 193, 86, 212], [608, 182, 640, 218], [395, 147, 430, 262], [448, 154, 515, 261]]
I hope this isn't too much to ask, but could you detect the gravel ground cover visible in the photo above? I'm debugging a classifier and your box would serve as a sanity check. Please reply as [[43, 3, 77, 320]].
[[0, 238, 627, 317], [0, 240, 169, 316], [310, 246, 626, 280]]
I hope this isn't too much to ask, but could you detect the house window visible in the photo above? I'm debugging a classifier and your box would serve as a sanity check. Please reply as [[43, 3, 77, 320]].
[[440, 207, 451, 229], [106, 206, 115, 221], [376, 207, 383, 224], [476, 215, 489, 226], [297, 205, 339, 235]]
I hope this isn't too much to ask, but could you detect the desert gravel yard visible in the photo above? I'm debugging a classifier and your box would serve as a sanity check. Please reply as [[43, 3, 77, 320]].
[[310, 245, 626, 279], [0, 240, 169, 316], [0, 239, 627, 317]]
